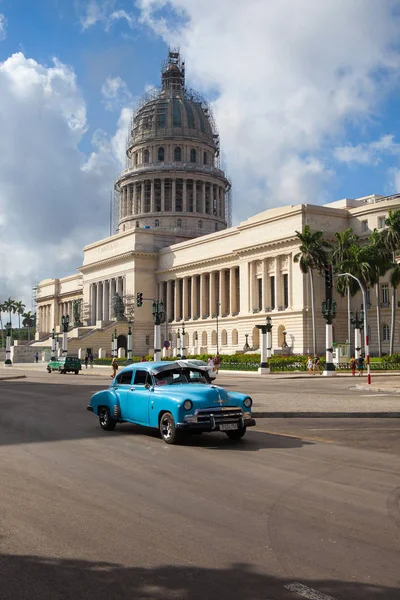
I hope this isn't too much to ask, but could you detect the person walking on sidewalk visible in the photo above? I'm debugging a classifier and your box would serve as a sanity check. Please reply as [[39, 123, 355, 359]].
[[307, 355, 313, 375], [357, 354, 365, 376], [349, 356, 356, 377], [84, 355, 89, 369], [313, 355, 321, 375], [89, 353, 94, 368], [111, 357, 118, 378]]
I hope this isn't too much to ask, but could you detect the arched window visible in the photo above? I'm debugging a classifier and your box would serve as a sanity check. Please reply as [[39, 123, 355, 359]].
[[144, 149, 150, 164], [252, 327, 260, 350], [155, 219, 160, 227], [202, 331, 207, 347], [190, 148, 196, 163], [198, 220, 203, 229], [203, 151, 207, 165], [158, 147, 164, 162], [134, 153, 138, 166], [232, 329, 238, 345], [174, 147, 182, 162], [135, 221, 139, 228], [177, 218, 182, 228], [383, 323, 390, 342], [221, 329, 227, 345], [211, 330, 217, 346]]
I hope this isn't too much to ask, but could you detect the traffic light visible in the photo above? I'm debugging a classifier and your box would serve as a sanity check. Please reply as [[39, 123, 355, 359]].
[[136, 292, 143, 307], [324, 265, 333, 288]]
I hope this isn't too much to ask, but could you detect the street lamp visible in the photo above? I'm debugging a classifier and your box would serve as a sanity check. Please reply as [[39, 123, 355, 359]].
[[61, 314, 70, 355], [321, 299, 337, 376], [181, 321, 187, 359], [4, 322, 12, 366], [256, 315, 273, 374], [350, 309, 364, 360], [152, 300, 165, 361], [114, 328, 118, 358], [176, 328, 181, 358], [336, 272, 370, 385], [51, 328, 56, 359], [127, 323, 133, 362], [216, 301, 221, 355], [244, 334, 250, 351]]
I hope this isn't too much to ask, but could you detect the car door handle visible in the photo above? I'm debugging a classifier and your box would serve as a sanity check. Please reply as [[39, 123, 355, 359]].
[[130, 387, 136, 391]]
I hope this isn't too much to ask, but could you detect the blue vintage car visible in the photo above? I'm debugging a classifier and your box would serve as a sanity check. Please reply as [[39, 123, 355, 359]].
[[87, 361, 255, 444]]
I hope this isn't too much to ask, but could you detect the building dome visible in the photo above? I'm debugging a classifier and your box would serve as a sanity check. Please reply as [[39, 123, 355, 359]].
[[115, 50, 231, 239]]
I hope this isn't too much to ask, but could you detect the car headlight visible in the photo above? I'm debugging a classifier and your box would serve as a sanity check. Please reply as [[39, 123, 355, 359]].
[[244, 397, 252, 408], [183, 400, 193, 411]]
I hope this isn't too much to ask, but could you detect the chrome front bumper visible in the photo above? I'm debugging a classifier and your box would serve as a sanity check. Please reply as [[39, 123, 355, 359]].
[[177, 407, 255, 431]]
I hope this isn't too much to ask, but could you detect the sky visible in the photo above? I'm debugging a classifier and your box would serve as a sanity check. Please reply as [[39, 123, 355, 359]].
[[1, 0, 400, 309]]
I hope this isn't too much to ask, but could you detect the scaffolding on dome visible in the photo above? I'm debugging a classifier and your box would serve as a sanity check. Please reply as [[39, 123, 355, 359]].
[[32, 282, 38, 313], [111, 188, 120, 235], [225, 175, 233, 228]]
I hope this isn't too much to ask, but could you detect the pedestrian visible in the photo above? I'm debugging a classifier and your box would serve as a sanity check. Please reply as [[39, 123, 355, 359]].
[[349, 356, 356, 377], [313, 354, 320, 375], [111, 356, 118, 378], [214, 354, 221, 374], [84, 355, 89, 369], [141, 355, 147, 362], [89, 353, 94, 368], [357, 354, 365, 376], [35, 352, 39, 363], [208, 356, 215, 371], [307, 355, 313, 375]]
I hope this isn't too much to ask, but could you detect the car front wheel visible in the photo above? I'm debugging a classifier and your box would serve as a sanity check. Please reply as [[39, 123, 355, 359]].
[[225, 426, 246, 441], [47, 367, 51, 373], [99, 407, 117, 431], [160, 412, 180, 444]]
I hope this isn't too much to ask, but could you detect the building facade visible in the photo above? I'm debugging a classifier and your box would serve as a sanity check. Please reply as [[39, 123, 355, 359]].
[[35, 53, 400, 358]]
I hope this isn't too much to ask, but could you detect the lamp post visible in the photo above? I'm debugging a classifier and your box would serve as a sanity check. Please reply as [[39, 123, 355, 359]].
[[4, 322, 12, 366], [321, 299, 337, 376], [282, 330, 288, 348], [194, 330, 198, 355], [181, 321, 187, 359], [176, 328, 181, 358], [152, 300, 165, 361], [244, 334, 250, 351], [51, 328, 56, 359], [61, 314, 69, 355], [56, 333, 60, 357], [216, 301, 220, 355], [350, 309, 364, 360], [337, 272, 370, 385], [256, 316, 273, 374], [113, 328, 118, 358], [127, 324, 133, 362]]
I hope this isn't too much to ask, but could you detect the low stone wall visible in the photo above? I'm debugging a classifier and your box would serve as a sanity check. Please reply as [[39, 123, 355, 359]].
[[10, 345, 51, 363]]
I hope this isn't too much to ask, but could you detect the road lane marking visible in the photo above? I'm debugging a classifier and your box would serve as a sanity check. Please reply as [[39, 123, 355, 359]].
[[284, 582, 336, 600]]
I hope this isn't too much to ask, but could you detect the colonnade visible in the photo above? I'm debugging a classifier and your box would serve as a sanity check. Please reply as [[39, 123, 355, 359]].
[[37, 304, 52, 333], [119, 179, 225, 220], [90, 276, 125, 325], [248, 256, 292, 313], [160, 267, 240, 322]]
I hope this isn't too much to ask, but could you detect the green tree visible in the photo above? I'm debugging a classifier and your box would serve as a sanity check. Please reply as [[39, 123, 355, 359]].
[[294, 225, 330, 355], [3, 298, 16, 339], [14, 300, 26, 340], [367, 229, 391, 357], [22, 311, 35, 342], [331, 228, 359, 351], [384, 209, 400, 354]]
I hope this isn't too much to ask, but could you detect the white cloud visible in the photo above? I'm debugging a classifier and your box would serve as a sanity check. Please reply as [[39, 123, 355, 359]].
[[0, 13, 7, 41], [137, 0, 400, 221], [334, 135, 400, 165], [101, 75, 132, 110], [78, 0, 135, 31], [0, 53, 127, 305]]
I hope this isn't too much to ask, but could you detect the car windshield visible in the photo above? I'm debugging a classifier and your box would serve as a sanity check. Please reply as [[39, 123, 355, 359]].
[[154, 367, 210, 386]]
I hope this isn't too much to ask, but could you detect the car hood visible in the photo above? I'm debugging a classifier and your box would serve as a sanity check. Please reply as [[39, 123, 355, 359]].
[[154, 384, 231, 404]]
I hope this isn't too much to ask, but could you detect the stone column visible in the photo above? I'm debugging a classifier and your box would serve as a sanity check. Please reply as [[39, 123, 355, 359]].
[[200, 273, 205, 317], [140, 182, 144, 214], [182, 179, 187, 213], [274, 257, 280, 310], [92, 284, 97, 324], [172, 179, 176, 212], [182, 277, 189, 320], [161, 179, 165, 212], [249, 261, 254, 313], [150, 179, 155, 213], [96, 283, 102, 322], [103, 281, 109, 322], [287, 254, 292, 309], [202, 181, 206, 213], [191, 275, 197, 318], [230, 267, 237, 314], [166, 280, 172, 321], [209, 271, 216, 316], [174, 279, 179, 321], [262, 259, 268, 311], [220, 270, 228, 315], [110, 279, 116, 320], [193, 180, 197, 212]]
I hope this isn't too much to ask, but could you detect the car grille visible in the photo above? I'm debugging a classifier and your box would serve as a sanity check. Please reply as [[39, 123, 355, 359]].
[[195, 407, 243, 424]]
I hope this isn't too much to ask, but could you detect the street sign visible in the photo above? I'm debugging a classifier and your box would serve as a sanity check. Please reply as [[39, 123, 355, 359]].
[[163, 340, 170, 348]]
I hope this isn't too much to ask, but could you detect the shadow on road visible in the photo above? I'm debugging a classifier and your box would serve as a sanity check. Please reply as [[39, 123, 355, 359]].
[[0, 555, 397, 600]]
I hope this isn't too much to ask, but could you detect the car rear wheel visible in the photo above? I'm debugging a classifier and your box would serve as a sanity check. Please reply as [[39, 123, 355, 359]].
[[99, 407, 117, 431], [47, 367, 51, 373], [160, 412, 180, 445], [58, 367, 63, 374], [225, 426, 246, 441], [74, 370, 79, 375]]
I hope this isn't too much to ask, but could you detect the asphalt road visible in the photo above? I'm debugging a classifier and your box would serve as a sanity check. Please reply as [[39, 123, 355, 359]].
[[0, 380, 400, 600]]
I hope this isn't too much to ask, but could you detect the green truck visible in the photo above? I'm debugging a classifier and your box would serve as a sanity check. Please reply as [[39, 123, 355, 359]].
[[47, 356, 82, 374]]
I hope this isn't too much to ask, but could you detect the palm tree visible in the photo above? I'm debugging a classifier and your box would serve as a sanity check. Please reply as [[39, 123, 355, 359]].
[[384, 209, 400, 354], [3, 298, 16, 339], [14, 300, 26, 340], [0, 301, 5, 348], [331, 228, 359, 351], [294, 225, 330, 355], [368, 229, 391, 357], [22, 311, 35, 342]]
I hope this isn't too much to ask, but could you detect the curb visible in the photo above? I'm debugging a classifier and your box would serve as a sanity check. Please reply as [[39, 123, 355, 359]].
[[252, 410, 400, 418], [355, 385, 400, 394], [0, 375, 27, 381]]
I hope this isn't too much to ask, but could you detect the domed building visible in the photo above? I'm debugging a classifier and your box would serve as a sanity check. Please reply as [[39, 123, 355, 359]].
[[116, 50, 230, 237], [31, 52, 400, 363]]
